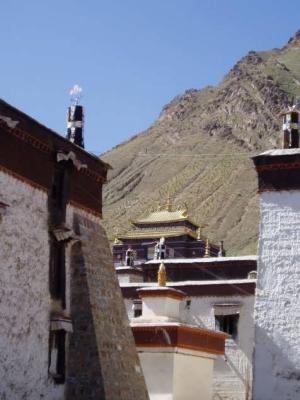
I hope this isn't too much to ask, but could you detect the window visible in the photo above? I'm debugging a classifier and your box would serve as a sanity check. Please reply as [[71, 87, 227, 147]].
[[215, 314, 239, 340], [185, 299, 191, 310], [147, 246, 155, 260], [49, 241, 66, 308], [133, 300, 142, 318]]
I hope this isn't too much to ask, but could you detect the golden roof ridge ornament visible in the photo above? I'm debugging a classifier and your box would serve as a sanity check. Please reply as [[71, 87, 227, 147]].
[[158, 262, 167, 287], [204, 238, 210, 258]]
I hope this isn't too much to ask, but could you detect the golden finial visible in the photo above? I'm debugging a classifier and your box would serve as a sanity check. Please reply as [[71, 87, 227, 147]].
[[158, 262, 167, 287], [204, 238, 210, 258], [166, 192, 172, 212], [196, 227, 202, 241]]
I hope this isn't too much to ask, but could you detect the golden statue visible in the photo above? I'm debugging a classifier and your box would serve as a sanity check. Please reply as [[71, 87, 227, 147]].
[[158, 262, 167, 287]]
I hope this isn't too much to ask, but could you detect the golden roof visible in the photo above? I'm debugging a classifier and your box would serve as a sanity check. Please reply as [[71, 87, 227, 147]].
[[117, 227, 198, 240], [134, 209, 189, 224], [133, 194, 202, 227]]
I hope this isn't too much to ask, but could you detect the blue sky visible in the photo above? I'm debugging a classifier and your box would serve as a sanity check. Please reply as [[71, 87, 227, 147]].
[[1, 0, 299, 154]]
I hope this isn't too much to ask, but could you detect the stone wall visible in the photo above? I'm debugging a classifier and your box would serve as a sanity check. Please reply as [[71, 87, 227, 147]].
[[253, 191, 300, 400], [65, 208, 149, 399]]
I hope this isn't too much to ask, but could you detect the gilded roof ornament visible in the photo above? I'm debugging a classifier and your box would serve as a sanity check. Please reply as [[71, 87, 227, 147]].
[[204, 238, 210, 258], [197, 227, 202, 241], [158, 262, 167, 287], [165, 192, 172, 212]]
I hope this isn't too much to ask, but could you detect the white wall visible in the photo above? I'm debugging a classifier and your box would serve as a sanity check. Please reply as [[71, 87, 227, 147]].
[[254, 191, 300, 400], [173, 350, 215, 400], [0, 171, 64, 399], [127, 294, 255, 400], [139, 350, 174, 400], [138, 347, 215, 400]]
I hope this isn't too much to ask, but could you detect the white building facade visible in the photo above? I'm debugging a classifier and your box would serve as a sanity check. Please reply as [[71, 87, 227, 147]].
[[0, 99, 149, 400], [118, 257, 257, 400], [253, 149, 300, 400]]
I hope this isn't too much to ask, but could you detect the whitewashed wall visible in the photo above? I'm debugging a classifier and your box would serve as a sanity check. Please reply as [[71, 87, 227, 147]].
[[254, 191, 300, 400], [0, 171, 64, 399], [126, 294, 254, 400], [138, 347, 215, 400]]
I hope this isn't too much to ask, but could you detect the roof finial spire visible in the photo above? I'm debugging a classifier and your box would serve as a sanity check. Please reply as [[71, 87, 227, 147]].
[[158, 262, 167, 287], [70, 84, 83, 106], [166, 192, 172, 212], [204, 238, 210, 258], [67, 85, 84, 148], [196, 227, 202, 241]]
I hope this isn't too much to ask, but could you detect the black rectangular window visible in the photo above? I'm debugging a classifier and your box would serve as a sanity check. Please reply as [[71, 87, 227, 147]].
[[215, 314, 239, 340], [133, 300, 142, 318], [49, 241, 66, 308]]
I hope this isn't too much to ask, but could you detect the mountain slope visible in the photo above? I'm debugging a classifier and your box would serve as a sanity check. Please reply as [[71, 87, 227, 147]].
[[101, 31, 300, 255]]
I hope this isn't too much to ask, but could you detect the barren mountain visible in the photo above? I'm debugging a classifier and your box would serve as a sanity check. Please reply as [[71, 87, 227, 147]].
[[101, 31, 300, 255]]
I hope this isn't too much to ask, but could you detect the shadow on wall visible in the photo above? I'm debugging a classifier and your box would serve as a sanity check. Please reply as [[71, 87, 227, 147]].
[[253, 325, 300, 400], [66, 241, 106, 399]]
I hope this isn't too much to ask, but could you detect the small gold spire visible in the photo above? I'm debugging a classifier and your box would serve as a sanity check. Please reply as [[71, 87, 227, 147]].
[[166, 192, 172, 212], [158, 262, 167, 287], [204, 238, 210, 258], [196, 227, 202, 241]]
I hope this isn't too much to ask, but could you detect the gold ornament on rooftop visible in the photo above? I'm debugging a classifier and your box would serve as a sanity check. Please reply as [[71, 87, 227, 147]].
[[158, 262, 167, 287], [165, 192, 172, 212], [204, 238, 210, 258], [197, 227, 202, 241]]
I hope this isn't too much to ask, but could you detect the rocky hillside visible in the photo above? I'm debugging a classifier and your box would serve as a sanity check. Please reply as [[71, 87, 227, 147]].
[[101, 31, 300, 255]]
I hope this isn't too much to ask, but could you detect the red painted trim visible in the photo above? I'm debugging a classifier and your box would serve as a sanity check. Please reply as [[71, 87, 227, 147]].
[[132, 325, 227, 355], [137, 288, 186, 301]]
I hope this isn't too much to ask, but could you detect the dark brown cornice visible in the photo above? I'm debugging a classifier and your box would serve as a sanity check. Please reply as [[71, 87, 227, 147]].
[[137, 288, 186, 301], [132, 324, 227, 355], [0, 99, 109, 216], [253, 151, 300, 192]]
